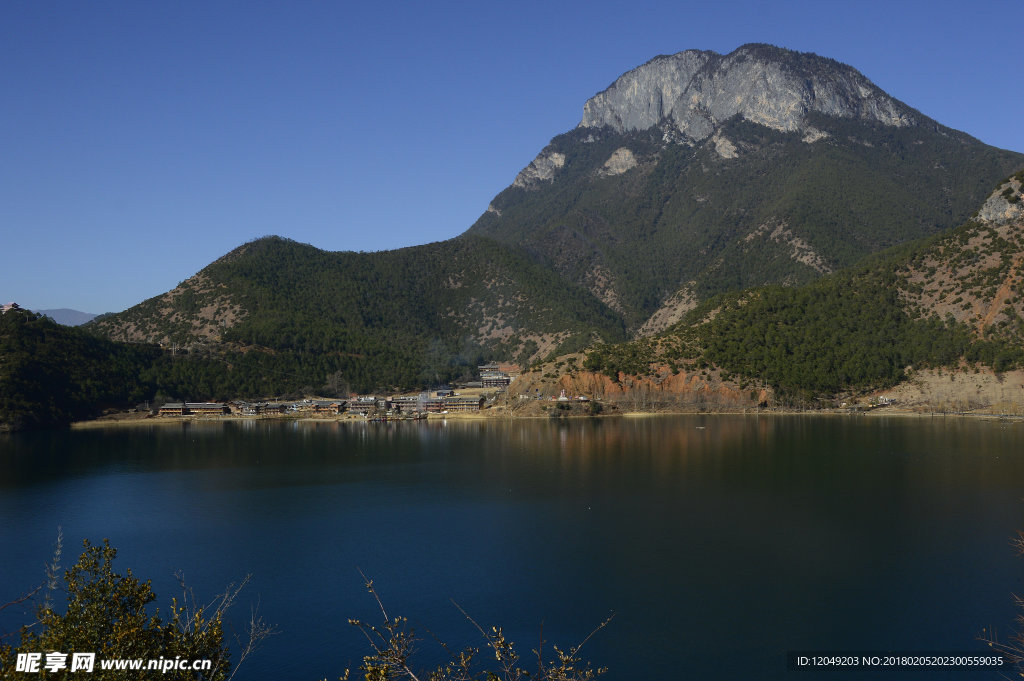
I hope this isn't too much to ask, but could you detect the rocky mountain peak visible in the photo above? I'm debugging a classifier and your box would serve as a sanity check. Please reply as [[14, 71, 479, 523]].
[[579, 43, 916, 140]]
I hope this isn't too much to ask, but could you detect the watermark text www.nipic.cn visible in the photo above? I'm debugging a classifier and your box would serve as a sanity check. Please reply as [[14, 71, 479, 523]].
[[14, 652, 214, 674]]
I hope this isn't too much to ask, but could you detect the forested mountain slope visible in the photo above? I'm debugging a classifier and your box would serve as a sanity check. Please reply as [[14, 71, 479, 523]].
[[469, 45, 1024, 332], [579, 173, 1024, 403], [87, 45, 1024, 391], [0, 309, 159, 430], [88, 234, 626, 387]]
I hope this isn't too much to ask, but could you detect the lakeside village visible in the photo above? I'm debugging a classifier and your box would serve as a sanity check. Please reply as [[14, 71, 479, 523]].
[[143, 363, 586, 422]]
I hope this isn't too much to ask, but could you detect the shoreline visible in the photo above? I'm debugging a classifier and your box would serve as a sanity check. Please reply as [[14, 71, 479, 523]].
[[67, 406, 1024, 429]]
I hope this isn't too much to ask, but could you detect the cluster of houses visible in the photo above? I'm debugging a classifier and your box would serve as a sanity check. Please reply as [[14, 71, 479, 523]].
[[352, 391, 486, 414], [477, 363, 517, 389], [156, 391, 489, 418], [157, 402, 234, 416], [155, 363, 518, 418]]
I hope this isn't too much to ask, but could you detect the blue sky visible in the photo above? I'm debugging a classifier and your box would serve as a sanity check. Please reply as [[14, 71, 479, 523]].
[[3, 0, 1023, 314]]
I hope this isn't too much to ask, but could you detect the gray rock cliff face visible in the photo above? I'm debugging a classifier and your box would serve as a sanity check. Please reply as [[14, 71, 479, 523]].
[[513, 150, 566, 188], [976, 178, 1024, 225], [580, 44, 916, 140]]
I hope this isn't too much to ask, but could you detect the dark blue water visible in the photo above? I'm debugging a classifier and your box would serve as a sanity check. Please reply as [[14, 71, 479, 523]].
[[1, 415, 1023, 679]]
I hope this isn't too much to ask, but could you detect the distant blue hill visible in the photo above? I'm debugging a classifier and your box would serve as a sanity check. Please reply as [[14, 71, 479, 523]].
[[36, 308, 99, 326]]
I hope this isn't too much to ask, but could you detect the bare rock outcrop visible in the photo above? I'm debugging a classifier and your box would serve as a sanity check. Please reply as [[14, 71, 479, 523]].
[[599, 147, 638, 176], [580, 44, 915, 142], [513, 150, 566, 189], [976, 177, 1024, 225]]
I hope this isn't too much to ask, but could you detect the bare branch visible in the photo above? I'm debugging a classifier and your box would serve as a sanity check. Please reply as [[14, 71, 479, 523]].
[[0, 586, 41, 615], [2, 528, 63, 642], [449, 599, 486, 638], [226, 598, 278, 681], [348, 582, 609, 681], [568, 612, 615, 657], [41, 526, 63, 614], [357, 566, 390, 623], [0, 584, 43, 642]]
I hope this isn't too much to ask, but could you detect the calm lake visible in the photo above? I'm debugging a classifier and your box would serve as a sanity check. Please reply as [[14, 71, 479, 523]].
[[2, 415, 1023, 679]]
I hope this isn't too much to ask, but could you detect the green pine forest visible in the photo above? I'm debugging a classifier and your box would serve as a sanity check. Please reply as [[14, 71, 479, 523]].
[[582, 174, 1024, 406], [470, 114, 1023, 325]]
